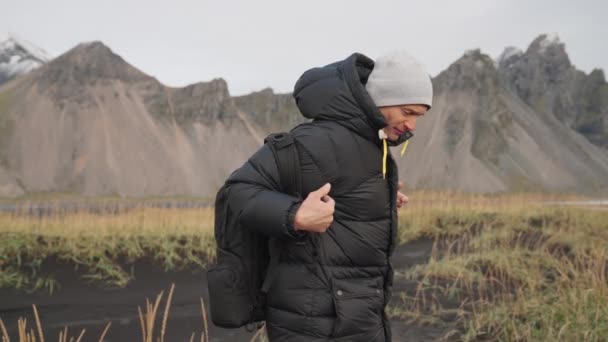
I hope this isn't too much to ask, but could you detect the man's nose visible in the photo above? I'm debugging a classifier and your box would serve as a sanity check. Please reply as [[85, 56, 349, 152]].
[[403, 120, 416, 131]]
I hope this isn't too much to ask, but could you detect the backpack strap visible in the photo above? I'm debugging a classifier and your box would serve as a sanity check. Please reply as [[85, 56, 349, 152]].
[[261, 132, 302, 294], [264, 132, 302, 198]]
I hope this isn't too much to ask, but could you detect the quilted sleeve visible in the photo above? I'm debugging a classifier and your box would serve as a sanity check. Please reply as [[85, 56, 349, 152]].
[[224, 143, 307, 240]]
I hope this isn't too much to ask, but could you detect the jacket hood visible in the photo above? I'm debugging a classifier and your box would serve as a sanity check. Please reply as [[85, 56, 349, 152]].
[[293, 53, 412, 147]]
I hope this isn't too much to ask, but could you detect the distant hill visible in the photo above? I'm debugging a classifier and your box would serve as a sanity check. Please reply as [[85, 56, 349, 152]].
[[0, 42, 261, 197], [233, 87, 307, 134], [398, 44, 608, 192], [0, 34, 606, 197], [497, 34, 608, 149]]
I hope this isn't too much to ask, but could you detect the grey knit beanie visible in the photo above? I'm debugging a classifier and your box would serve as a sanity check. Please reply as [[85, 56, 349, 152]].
[[366, 50, 433, 109]]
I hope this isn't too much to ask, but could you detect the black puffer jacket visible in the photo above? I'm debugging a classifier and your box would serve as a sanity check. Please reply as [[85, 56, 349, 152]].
[[225, 53, 412, 341]]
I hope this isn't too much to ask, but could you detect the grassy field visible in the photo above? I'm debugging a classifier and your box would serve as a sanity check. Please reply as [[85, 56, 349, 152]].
[[390, 191, 608, 341], [0, 192, 607, 341], [0, 200, 216, 290]]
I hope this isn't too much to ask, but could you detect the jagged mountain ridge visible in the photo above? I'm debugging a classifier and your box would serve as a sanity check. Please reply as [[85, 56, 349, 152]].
[[0, 34, 606, 196], [233, 87, 308, 134], [498, 34, 608, 148], [398, 48, 608, 192], [0, 41, 259, 197]]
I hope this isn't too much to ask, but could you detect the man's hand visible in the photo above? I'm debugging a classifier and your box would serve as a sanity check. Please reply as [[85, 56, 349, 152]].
[[397, 181, 409, 209], [294, 183, 335, 233]]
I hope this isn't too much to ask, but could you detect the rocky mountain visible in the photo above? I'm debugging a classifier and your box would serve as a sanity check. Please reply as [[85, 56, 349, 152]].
[[397, 48, 608, 193], [0, 34, 606, 197], [0, 33, 50, 85], [497, 33, 608, 149], [233, 87, 307, 134], [0, 42, 261, 197]]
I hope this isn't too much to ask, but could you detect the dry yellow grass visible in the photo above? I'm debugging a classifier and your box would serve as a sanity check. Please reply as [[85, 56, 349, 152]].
[[391, 191, 608, 341], [396, 190, 588, 243], [0, 192, 606, 341], [0, 205, 215, 237], [0, 202, 216, 290], [0, 285, 268, 342]]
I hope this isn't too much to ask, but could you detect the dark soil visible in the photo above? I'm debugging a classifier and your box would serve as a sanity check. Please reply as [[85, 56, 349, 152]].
[[1, 239, 458, 342]]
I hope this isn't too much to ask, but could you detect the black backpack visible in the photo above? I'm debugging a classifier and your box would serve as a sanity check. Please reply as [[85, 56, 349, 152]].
[[206, 132, 303, 330]]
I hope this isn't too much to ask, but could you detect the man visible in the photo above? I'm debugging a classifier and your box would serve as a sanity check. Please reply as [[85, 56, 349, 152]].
[[226, 50, 432, 341]]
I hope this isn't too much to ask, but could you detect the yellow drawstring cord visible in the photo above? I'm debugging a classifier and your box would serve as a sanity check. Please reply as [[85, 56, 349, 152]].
[[380, 129, 411, 179], [400, 140, 410, 157], [382, 138, 388, 179]]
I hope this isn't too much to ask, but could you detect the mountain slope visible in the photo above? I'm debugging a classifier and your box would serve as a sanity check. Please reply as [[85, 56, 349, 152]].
[[498, 33, 608, 148], [0, 42, 260, 197], [233, 87, 308, 133], [0, 34, 606, 197], [394, 48, 608, 193]]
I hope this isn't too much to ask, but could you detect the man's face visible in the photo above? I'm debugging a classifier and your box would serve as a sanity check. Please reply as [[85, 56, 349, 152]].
[[378, 104, 429, 141]]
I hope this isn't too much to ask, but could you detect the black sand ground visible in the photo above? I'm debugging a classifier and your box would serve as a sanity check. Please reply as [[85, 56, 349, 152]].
[[0, 239, 450, 342]]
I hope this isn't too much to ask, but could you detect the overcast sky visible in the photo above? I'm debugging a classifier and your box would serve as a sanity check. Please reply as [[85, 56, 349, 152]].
[[2, 0, 606, 95]]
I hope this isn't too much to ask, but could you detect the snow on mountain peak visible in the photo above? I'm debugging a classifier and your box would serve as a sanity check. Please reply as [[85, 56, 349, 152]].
[[0, 32, 51, 84], [0, 32, 51, 62]]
